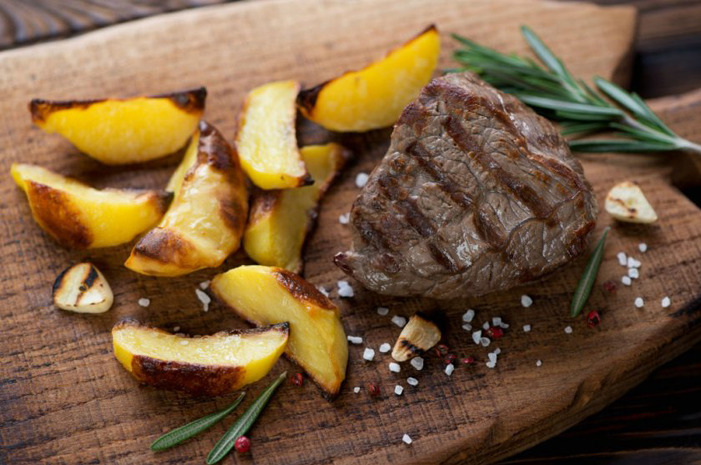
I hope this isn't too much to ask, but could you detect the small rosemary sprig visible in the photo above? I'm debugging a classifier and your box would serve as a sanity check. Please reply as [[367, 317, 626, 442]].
[[451, 26, 701, 155], [570, 227, 610, 318]]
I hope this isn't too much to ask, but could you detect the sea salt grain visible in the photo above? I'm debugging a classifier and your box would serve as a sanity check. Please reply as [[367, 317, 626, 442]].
[[379, 343, 392, 353], [407, 377, 419, 386], [492, 317, 502, 327], [661, 296, 671, 308], [634, 297, 645, 308], [389, 362, 401, 373], [564, 326, 573, 334], [486, 361, 496, 369], [317, 286, 330, 297], [363, 348, 375, 361], [639, 243, 648, 253], [628, 268, 640, 279], [402, 434, 413, 445], [355, 172, 369, 188], [199, 280, 210, 290], [494, 348, 501, 355], [410, 357, 424, 371], [347, 336, 363, 344], [617, 252, 627, 266], [536, 360, 543, 367], [622, 276, 632, 286], [472, 330, 482, 345], [463, 309, 476, 322], [628, 257, 641, 268], [523, 324, 532, 333], [445, 363, 455, 376], [337, 280, 354, 298], [488, 352, 497, 364], [137, 298, 150, 307], [339, 212, 350, 224], [195, 289, 211, 312], [353, 387, 360, 394], [391, 315, 407, 328], [394, 385, 404, 396], [462, 323, 472, 331], [521, 295, 533, 308], [482, 322, 490, 330], [480, 337, 491, 347], [377, 306, 389, 316]]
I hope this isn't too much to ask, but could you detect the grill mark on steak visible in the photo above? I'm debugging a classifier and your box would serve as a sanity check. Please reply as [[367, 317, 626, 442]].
[[473, 206, 507, 250], [427, 242, 460, 273], [377, 175, 436, 237]]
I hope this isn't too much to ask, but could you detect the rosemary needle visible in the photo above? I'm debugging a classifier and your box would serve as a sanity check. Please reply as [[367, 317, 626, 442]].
[[206, 371, 287, 464], [150, 391, 246, 452], [570, 227, 611, 318]]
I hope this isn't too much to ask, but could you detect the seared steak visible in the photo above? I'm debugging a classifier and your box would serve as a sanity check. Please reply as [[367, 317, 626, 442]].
[[334, 72, 597, 299]]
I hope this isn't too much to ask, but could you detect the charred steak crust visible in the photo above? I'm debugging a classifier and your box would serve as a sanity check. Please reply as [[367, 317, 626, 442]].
[[334, 72, 597, 299]]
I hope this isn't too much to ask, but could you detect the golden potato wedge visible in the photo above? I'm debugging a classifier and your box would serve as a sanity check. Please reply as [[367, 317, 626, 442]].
[[235, 80, 310, 189], [30, 88, 205, 165], [298, 25, 440, 132], [605, 181, 658, 224], [125, 121, 248, 277], [112, 319, 289, 396], [11, 163, 169, 249], [211, 265, 348, 397], [243, 143, 350, 273]]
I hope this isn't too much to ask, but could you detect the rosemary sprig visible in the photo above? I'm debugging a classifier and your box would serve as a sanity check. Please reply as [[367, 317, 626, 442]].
[[452, 27, 701, 155], [150, 392, 246, 452], [206, 371, 287, 464], [570, 227, 610, 318]]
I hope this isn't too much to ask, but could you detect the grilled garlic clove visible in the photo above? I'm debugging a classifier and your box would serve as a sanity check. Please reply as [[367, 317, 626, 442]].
[[392, 313, 441, 362], [605, 181, 658, 224], [53, 262, 113, 313]]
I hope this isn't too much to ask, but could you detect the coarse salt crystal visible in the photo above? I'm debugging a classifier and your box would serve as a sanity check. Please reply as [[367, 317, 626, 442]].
[[379, 343, 391, 353], [377, 306, 389, 316], [480, 337, 491, 347], [492, 317, 502, 327], [628, 268, 639, 279], [661, 296, 671, 308], [462, 323, 472, 331], [355, 172, 369, 188], [472, 330, 482, 345], [195, 289, 211, 312], [536, 360, 543, 367], [564, 326, 573, 334], [617, 252, 627, 266], [199, 280, 210, 290], [410, 357, 424, 371], [317, 286, 330, 297], [407, 377, 419, 386], [337, 280, 354, 298], [391, 315, 407, 328], [353, 387, 360, 394], [494, 348, 501, 355], [339, 212, 350, 224], [628, 257, 641, 268], [347, 335, 363, 344], [394, 385, 404, 396], [389, 362, 401, 373], [363, 348, 375, 361], [634, 297, 644, 308], [482, 322, 490, 330], [499, 322, 510, 329], [463, 309, 475, 322], [445, 363, 455, 376], [486, 361, 496, 369], [639, 243, 648, 253], [521, 295, 533, 308], [488, 352, 497, 364], [138, 298, 150, 307], [622, 276, 632, 286], [402, 434, 412, 445], [523, 324, 532, 333]]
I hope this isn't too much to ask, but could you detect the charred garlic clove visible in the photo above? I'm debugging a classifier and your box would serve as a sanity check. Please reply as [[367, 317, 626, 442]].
[[53, 263, 113, 313], [605, 181, 658, 224], [391, 313, 441, 362]]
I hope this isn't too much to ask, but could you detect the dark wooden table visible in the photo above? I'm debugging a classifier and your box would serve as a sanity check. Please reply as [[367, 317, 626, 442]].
[[1, 1, 699, 464]]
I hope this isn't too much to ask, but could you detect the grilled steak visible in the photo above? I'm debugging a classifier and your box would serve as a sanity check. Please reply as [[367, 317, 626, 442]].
[[334, 72, 597, 299]]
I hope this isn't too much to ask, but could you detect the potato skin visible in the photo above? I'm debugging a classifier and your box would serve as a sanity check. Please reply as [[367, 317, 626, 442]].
[[273, 268, 336, 311]]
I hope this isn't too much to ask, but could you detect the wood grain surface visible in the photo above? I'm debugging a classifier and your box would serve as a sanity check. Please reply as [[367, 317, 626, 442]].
[[0, 1, 699, 464]]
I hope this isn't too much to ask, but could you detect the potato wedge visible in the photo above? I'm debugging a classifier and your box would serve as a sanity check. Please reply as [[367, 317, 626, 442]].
[[243, 143, 350, 273], [11, 163, 169, 249], [112, 319, 289, 396], [53, 262, 113, 313], [235, 80, 310, 189], [125, 121, 248, 277], [30, 88, 205, 165], [211, 265, 348, 397], [605, 181, 658, 224], [298, 25, 440, 132]]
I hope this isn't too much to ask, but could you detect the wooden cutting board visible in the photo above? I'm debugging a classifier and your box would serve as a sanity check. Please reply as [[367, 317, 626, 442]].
[[2, 1, 700, 464]]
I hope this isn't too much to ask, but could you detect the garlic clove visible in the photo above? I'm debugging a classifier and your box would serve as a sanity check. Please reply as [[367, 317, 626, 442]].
[[391, 313, 441, 362], [53, 262, 113, 313], [605, 181, 658, 224]]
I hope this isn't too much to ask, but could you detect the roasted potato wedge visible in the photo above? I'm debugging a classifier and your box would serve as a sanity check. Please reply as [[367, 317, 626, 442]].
[[211, 265, 348, 397], [298, 25, 440, 132], [112, 319, 289, 396], [243, 143, 350, 273], [125, 121, 248, 277], [30, 88, 205, 165], [11, 163, 169, 249], [235, 80, 310, 189]]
